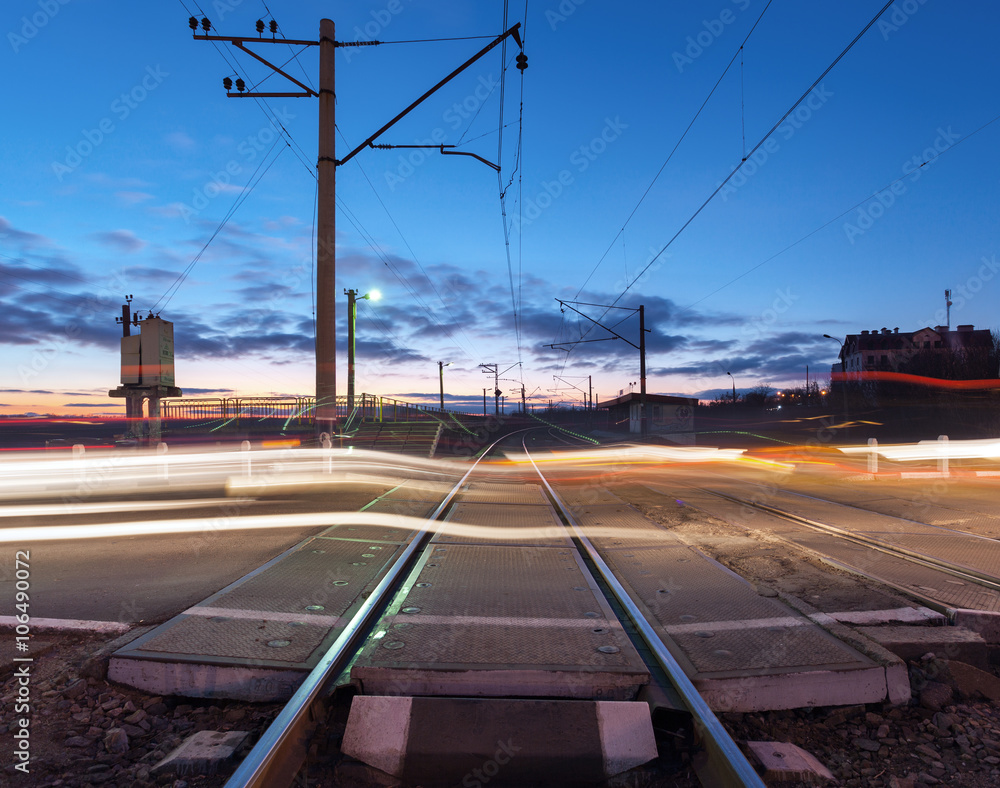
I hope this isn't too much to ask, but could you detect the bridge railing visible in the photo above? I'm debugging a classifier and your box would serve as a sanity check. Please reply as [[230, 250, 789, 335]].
[[160, 394, 478, 429]]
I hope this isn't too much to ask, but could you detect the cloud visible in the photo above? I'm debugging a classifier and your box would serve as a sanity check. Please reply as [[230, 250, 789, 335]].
[[165, 131, 197, 151], [0, 389, 55, 395], [93, 230, 147, 254], [0, 216, 51, 249], [116, 191, 155, 205], [84, 173, 152, 190], [181, 387, 236, 395]]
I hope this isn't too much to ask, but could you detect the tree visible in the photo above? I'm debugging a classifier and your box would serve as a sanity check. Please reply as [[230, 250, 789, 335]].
[[743, 383, 774, 409]]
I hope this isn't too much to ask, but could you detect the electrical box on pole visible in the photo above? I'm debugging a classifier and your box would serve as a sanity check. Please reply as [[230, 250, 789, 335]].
[[110, 301, 181, 445]]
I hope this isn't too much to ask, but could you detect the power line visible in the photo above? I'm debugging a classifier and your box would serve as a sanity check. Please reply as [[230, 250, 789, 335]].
[[598, 0, 899, 325], [378, 35, 497, 45], [680, 110, 1000, 315], [153, 139, 285, 311], [573, 0, 774, 299], [335, 128, 483, 362]]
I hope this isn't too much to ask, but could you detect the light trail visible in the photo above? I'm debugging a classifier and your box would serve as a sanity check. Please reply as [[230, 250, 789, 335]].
[[0, 509, 677, 546], [840, 438, 1000, 462], [0, 498, 248, 519]]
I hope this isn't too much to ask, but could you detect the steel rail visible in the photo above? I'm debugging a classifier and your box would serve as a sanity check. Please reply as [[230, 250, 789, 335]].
[[223, 441, 503, 788], [699, 487, 1000, 594], [521, 437, 766, 788]]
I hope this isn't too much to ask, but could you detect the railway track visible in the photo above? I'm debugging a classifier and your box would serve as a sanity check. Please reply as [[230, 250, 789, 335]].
[[222, 431, 765, 787], [681, 482, 1000, 618]]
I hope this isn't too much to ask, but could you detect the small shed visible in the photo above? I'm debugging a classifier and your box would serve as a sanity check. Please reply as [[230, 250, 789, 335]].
[[597, 392, 697, 443]]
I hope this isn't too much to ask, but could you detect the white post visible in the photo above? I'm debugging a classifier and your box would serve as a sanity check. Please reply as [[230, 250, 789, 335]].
[[320, 432, 333, 473], [938, 434, 949, 476], [72, 443, 85, 483], [867, 437, 878, 475], [242, 439, 252, 478], [157, 441, 169, 481]]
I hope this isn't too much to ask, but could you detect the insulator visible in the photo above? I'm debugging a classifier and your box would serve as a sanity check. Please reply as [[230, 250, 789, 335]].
[[516, 52, 528, 71], [256, 19, 265, 34], [201, 17, 211, 32], [269, 20, 278, 34], [235, 78, 245, 93], [188, 16, 198, 31], [223, 77, 233, 91]]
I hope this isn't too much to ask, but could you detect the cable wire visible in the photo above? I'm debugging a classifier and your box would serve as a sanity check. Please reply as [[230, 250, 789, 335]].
[[680, 110, 1000, 315], [590, 0, 898, 328], [572, 1, 774, 300], [153, 139, 285, 311]]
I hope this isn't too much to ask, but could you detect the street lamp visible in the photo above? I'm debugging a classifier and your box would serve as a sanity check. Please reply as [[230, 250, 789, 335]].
[[438, 361, 451, 410], [823, 334, 849, 419], [726, 371, 737, 412], [345, 288, 381, 411]]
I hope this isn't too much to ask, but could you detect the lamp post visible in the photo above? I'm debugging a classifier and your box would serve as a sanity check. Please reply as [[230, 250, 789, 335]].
[[823, 334, 849, 420], [345, 288, 381, 411], [727, 371, 736, 413], [438, 361, 451, 410]]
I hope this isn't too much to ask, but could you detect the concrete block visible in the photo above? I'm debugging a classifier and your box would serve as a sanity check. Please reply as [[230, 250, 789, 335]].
[[941, 660, 1000, 701], [855, 625, 989, 670], [152, 730, 249, 776], [953, 610, 1000, 644], [341, 696, 656, 784], [698, 666, 889, 713], [885, 662, 912, 705], [746, 741, 834, 783]]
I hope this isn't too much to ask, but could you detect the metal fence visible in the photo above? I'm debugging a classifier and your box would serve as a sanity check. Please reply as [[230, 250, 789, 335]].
[[160, 394, 473, 429]]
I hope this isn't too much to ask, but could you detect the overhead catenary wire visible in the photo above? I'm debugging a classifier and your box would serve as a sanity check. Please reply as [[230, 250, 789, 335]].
[[571, 0, 774, 301], [680, 110, 1000, 316], [335, 128, 483, 364], [377, 35, 497, 45], [496, 0, 527, 391], [583, 0, 900, 332]]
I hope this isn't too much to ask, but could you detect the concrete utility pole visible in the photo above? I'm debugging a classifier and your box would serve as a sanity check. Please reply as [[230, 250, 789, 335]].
[[188, 16, 524, 436], [316, 19, 337, 433]]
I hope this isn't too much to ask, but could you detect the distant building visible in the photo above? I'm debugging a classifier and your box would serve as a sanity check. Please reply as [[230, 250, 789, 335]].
[[597, 392, 696, 443], [833, 324, 997, 383]]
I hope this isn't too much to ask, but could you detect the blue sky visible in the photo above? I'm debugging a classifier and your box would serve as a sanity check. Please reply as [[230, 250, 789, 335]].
[[2, 0, 999, 416]]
